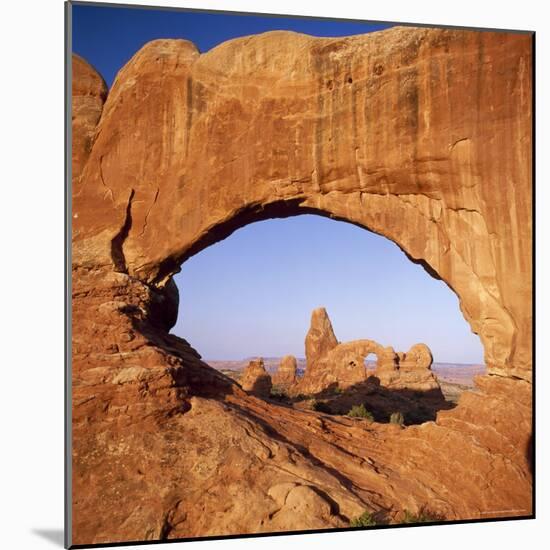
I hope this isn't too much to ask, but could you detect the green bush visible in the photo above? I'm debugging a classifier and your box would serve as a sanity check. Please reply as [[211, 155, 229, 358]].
[[350, 510, 377, 527], [270, 385, 287, 398], [401, 509, 436, 524], [347, 404, 374, 420], [389, 411, 405, 425]]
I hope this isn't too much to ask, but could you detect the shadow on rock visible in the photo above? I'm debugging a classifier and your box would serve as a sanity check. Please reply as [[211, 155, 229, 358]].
[[291, 376, 455, 425]]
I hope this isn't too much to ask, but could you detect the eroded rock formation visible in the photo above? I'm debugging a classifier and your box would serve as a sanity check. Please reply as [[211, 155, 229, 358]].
[[70, 26, 532, 546], [379, 344, 439, 391], [297, 309, 440, 395], [305, 308, 338, 368], [272, 355, 298, 389], [240, 358, 273, 397], [71, 55, 107, 182]]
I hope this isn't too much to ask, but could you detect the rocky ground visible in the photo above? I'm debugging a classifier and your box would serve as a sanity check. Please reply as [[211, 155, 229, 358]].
[[433, 364, 486, 402], [72, 268, 531, 546]]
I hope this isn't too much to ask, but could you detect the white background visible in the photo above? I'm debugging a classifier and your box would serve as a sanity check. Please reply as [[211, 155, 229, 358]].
[[1, 0, 547, 548]]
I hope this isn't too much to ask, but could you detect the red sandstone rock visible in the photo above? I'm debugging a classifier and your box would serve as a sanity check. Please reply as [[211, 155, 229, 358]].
[[272, 355, 298, 389], [377, 343, 440, 392], [71, 54, 107, 183], [240, 358, 273, 397], [70, 26, 533, 546], [73, 28, 532, 381], [298, 308, 440, 395], [305, 308, 338, 368]]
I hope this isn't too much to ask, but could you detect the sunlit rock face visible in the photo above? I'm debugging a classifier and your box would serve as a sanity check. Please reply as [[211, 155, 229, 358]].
[[296, 308, 440, 395], [240, 358, 273, 397], [70, 27, 532, 546], [71, 54, 107, 182], [73, 28, 532, 381], [305, 308, 338, 369], [272, 355, 298, 389]]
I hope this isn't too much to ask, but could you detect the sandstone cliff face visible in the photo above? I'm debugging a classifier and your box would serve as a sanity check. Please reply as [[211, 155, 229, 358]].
[[71, 26, 532, 546], [71, 54, 107, 182]]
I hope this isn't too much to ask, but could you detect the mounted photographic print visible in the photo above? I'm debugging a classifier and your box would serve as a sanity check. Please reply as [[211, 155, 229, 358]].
[[66, 1, 534, 547]]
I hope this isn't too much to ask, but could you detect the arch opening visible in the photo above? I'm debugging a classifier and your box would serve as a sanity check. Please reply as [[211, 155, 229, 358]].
[[170, 213, 485, 418], [364, 353, 377, 378]]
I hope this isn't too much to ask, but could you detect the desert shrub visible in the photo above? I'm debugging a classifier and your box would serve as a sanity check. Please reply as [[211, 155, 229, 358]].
[[350, 510, 377, 527], [333, 385, 344, 395], [389, 411, 405, 425], [270, 385, 287, 398], [347, 404, 374, 420], [401, 509, 437, 524]]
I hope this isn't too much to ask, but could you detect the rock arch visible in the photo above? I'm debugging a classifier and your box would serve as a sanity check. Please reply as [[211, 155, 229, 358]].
[[296, 307, 440, 394], [73, 27, 532, 381], [70, 27, 532, 544], [302, 338, 391, 393]]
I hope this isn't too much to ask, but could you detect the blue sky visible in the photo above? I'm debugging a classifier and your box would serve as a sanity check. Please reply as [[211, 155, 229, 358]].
[[72, 4, 392, 87], [173, 216, 483, 364], [72, 3, 484, 364]]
